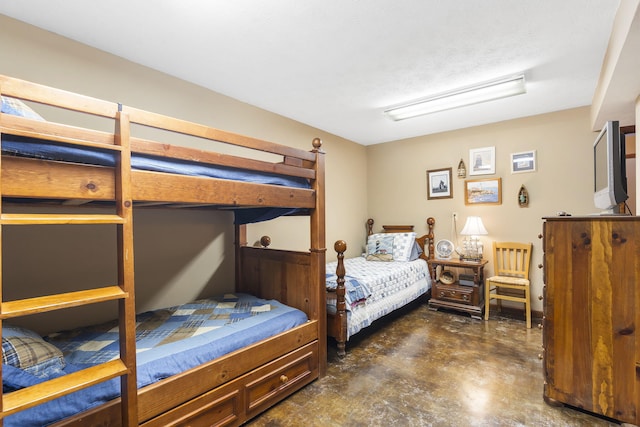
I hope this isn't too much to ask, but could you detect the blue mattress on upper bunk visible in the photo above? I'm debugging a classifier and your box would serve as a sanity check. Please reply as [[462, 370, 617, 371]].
[[1, 134, 310, 224], [2, 293, 308, 427]]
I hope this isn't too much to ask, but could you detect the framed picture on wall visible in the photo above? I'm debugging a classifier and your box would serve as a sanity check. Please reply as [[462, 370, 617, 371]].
[[464, 177, 502, 205], [427, 168, 453, 200], [469, 146, 496, 175], [511, 150, 537, 173]]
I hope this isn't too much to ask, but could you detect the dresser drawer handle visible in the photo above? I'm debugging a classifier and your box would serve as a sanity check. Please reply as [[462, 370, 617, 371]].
[[280, 375, 289, 384]]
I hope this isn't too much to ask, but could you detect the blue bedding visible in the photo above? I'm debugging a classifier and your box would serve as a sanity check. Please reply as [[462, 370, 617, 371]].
[[3, 293, 308, 427], [1, 135, 311, 224]]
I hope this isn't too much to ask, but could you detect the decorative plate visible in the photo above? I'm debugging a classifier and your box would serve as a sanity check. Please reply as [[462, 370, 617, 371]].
[[440, 270, 456, 285], [435, 239, 454, 259]]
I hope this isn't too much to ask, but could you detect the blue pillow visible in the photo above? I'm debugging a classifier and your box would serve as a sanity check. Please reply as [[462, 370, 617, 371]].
[[1, 96, 45, 121], [2, 325, 65, 379], [409, 241, 424, 261]]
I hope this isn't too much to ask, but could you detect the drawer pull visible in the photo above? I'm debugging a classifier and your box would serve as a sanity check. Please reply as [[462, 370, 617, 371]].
[[538, 263, 543, 269], [538, 295, 543, 300], [538, 353, 543, 360], [280, 375, 289, 384]]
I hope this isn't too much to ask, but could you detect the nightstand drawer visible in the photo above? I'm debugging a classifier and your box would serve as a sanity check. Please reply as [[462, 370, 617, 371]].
[[435, 283, 475, 305]]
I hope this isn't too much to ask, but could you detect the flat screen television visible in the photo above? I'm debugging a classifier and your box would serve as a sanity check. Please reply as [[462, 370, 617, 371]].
[[593, 120, 628, 214]]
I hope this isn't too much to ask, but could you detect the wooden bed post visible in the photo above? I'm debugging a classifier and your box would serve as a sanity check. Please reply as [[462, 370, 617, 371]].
[[309, 138, 328, 376], [235, 224, 247, 289], [366, 218, 374, 236], [426, 217, 435, 259], [333, 240, 348, 357]]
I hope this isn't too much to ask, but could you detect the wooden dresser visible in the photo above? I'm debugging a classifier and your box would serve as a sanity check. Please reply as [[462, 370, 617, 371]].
[[541, 216, 639, 424]]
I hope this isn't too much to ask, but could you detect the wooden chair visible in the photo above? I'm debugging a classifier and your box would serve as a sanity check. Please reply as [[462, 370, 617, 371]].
[[484, 242, 533, 328]]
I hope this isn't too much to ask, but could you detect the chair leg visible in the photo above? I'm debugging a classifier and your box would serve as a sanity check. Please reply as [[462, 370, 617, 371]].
[[484, 280, 491, 320], [525, 285, 531, 329]]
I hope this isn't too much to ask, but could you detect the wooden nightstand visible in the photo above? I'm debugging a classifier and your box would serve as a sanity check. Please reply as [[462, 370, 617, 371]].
[[427, 258, 488, 319]]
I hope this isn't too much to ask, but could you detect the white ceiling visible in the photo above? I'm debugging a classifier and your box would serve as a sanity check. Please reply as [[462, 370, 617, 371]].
[[0, 1, 621, 145]]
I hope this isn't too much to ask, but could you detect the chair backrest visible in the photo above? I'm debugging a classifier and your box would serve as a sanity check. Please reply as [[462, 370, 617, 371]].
[[492, 242, 532, 279]]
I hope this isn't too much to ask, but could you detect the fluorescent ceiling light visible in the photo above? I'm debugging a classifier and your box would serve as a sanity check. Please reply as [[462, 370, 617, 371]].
[[384, 74, 526, 121]]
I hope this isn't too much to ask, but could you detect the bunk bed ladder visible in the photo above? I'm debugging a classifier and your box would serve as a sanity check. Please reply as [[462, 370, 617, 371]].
[[0, 111, 138, 426]]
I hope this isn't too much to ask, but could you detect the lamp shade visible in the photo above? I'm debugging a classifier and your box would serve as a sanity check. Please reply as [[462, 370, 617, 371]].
[[460, 216, 488, 236]]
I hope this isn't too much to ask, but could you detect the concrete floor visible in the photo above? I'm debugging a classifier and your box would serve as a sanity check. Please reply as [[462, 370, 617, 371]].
[[247, 300, 619, 427]]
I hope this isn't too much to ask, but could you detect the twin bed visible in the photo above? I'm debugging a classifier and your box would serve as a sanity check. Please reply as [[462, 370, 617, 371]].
[[0, 75, 325, 426], [326, 219, 435, 356]]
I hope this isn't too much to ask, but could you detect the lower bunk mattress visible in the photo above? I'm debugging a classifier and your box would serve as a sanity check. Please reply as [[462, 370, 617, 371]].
[[2, 293, 308, 427], [326, 257, 431, 339]]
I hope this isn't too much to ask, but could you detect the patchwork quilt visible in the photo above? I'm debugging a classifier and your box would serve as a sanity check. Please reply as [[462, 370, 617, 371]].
[[4, 294, 308, 427]]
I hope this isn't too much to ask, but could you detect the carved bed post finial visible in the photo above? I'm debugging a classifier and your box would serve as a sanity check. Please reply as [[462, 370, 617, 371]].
[[426, 217, 435, 260], [312, 137, 323, 152], [260, 236, 271, 248], [334, 240, 347, 357], [366, 218, 374, 236]]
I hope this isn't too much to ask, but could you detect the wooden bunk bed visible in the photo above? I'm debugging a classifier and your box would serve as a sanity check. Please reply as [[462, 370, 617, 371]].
[[0, 75, 326, 426], [327, 218, 434, 356]]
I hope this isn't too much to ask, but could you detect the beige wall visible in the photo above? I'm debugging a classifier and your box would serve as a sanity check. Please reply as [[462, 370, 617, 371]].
[[0, 16, 367, 332], [366, 107, 598, 312]]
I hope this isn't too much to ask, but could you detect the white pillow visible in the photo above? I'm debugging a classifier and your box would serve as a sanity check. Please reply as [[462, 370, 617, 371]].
[[390, 232, 417, 261]]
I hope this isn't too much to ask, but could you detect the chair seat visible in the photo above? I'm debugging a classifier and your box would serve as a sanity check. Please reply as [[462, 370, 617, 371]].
[[487, 276, 529, 286]]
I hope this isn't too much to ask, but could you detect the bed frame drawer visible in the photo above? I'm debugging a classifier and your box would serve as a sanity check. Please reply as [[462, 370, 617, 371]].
[[141, 383, 242, 427], [141, 341, 318, 427], [245, 341, 318, 417]]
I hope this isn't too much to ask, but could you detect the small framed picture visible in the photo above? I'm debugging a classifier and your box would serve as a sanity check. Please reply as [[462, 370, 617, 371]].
[[427, 168, 453, 200], [511, 150, 536, 173], [469, 146, 496, 175], [464, 177, 502, 205]]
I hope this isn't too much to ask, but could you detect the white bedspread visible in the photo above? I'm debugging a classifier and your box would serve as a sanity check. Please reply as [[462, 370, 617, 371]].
[[326, 256, 431, 339]]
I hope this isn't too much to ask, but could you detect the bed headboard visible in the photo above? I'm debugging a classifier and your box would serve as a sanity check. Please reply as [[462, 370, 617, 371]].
[[365, 218, 435, 261]]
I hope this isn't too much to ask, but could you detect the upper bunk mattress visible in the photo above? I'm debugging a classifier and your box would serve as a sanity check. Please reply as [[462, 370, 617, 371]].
[[1, 135, 310, 189], [1, 135, 310, 224], [3, 293, 308, 427]]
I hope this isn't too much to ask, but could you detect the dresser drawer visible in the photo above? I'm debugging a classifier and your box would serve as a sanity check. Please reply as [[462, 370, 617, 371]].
[[435, 283, 476, 305]]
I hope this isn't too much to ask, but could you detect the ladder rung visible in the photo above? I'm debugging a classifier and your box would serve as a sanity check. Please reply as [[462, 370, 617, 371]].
[[1, 286, 128, 318], [2, 359, 128, 416], [1, 213, 125, 225]]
